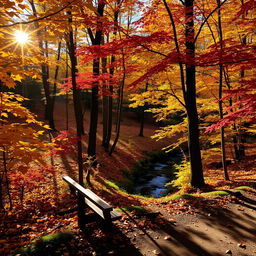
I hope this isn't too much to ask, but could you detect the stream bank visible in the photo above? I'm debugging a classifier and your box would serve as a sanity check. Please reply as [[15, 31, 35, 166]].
[[119, 149, 183, 198]]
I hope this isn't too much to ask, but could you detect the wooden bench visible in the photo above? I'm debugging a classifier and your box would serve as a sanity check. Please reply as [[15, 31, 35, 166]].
[[63, 176, 122, 224]]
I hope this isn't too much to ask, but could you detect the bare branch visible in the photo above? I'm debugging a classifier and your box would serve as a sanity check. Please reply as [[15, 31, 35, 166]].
[[194, 0, 228, 43], [162, 0, 186, 104]]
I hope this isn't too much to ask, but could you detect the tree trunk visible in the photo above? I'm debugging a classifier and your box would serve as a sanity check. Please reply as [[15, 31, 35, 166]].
[[236, 34, 247, 159], [87, 2, 105, 158], [104, 7, 119, 151], [185, 0, 204, 188], [109, 47, 126, 155], [51, 41, 62, 127], [65, 49, 69, 130], [109, 81, 124, 155], [104, 55, 114, 151], [0, 163, 4, 210], [88, 58, 100, 157], [2, 149, 12, 210], [0, 175, 3, 210], [29, 0, 55, 130], [223, 69, 241, 161], [41, 46, 55, 130], [139, 83, 148, 137], [217, 0, 229, 180], [101, 56, 108, 149], [139, 107, 145, 137], [0, 86, 3, 210], [67, 10, 85, 229]]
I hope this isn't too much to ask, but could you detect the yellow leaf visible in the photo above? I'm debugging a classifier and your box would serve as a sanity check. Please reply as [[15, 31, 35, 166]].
[[13, 74, 23, 82], [1, 112, 8, 118]]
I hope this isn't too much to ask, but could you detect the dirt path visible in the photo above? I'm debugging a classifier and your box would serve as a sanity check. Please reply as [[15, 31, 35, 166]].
[[58, 189, 255, 256], [3, 101, 255, 256], [107, 189, 256, 256]]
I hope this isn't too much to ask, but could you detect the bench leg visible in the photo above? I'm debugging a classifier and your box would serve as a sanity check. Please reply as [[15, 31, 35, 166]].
[[77, 194, 86, 229], [101, 220, 113, 231], [102, 212, 113, 230]]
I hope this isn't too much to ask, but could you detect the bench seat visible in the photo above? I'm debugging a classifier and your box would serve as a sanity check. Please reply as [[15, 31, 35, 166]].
[[63, 176, 122, 223]]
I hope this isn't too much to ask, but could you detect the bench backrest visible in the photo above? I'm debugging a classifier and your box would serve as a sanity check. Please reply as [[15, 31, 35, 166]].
[[63, 176, 113, 219]]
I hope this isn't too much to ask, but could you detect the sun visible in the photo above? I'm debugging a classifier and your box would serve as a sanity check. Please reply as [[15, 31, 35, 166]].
[[14, 30, 29, 44]]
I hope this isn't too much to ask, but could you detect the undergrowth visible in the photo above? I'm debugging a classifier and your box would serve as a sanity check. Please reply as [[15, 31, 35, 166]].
[[12, 232, 74, 256], [168, 159, 190, 190]]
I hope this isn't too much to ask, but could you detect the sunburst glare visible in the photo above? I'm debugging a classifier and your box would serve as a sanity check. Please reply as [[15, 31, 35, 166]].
[[14, 30, 29, 44]]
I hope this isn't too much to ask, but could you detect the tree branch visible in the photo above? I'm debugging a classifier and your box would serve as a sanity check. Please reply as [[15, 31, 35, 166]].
[[87, 28, 95, 44], [197, 57, 256, 67], [162, 0, 186, 105], [194, 0, 228, 43], [0, 1, 76, 28], [119, 29, 167, 57]]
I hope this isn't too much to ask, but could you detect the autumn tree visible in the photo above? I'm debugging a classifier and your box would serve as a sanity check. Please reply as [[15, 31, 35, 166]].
[[0, 0, 52, 206], [205, 0, 256, 132], [129, 0, 207, 188], [129, 0, 254, 187], [0, 0, 61, 209], [86, 1, 105, 158], [26, 0, 67, 131], [0, 92, 51, 209]]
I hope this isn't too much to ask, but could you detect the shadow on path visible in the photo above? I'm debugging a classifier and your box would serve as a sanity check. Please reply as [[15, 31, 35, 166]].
[[80, 221, 143, 256], [114, 190, 256, 256]]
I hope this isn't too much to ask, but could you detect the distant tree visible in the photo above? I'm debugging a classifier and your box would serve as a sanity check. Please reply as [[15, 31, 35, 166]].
[[86, 1, 105, 159]]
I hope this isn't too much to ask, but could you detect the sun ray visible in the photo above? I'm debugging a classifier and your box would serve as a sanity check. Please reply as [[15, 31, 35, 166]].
[[0, 25, 41, 66], [0, 41, 16, 51], [14, 30, 29, 44]]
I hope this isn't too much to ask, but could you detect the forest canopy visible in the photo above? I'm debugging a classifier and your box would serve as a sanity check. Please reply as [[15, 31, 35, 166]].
[[0, 0, 255, 204]]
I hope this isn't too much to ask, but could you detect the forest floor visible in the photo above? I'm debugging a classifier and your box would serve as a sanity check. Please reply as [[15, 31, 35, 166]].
[[1, 100, 256, 256]]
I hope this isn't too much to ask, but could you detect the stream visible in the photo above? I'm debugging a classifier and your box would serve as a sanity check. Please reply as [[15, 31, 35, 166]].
[[124, 150, 182, 198], [134, 163, 171, 198]]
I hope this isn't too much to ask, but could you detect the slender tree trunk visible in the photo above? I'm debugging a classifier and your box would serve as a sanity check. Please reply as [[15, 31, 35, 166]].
[[65, 49, 69, 130], [219, 71, 228, 180], [185, 0, 204, 188], [48, 132, 59, 207], [0, 166, 4, 209], [223, 37, 246, 162], [0, 173, 4, 210], [104, 7, 119, 151], [87, 2, 105, 159], [236, 33, 246, 159], [0, 89, 3, 210], [109, 48, 126, 155], [29, 0, 55, 130], [88, 59, 100, 157], [67, 10, 85, 229], [232, 126, 240, 160], [104, 55, 114, 151], [44, 40, 54, 128], [139, 107, 145, 137], [101, 56, 108, 149], [115, 85, 121, 133], [139, 83, 148, 137], [2, 149, 12, 210], [223, 69, 241, 161], [41, 47, 55, 129], [217, 0, 229, 180], [51, 41, 62, 124]]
